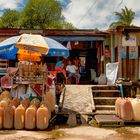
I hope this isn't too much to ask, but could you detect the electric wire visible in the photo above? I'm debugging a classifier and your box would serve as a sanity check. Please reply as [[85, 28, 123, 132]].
[[108, 0, 124, 27], [75, 0, 98, 27]]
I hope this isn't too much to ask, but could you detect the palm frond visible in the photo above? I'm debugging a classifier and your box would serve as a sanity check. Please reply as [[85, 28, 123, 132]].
[[110, 6, 135, 28]]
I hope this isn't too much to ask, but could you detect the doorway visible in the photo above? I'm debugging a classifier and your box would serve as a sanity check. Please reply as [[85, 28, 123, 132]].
[[70, 47, 97, 83], [85, 48, 97, 79]]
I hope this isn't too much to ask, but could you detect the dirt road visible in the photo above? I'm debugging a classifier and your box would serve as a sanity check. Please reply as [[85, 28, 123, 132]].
[[1, 125, 140, 140]]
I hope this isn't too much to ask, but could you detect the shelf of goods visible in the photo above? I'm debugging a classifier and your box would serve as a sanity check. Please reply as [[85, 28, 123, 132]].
[[12, 61, 48, 97], [0, 59, 9, 76]]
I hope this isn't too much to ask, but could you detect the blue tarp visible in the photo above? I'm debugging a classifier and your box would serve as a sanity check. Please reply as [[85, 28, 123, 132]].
[[51, 36, 105, 42]]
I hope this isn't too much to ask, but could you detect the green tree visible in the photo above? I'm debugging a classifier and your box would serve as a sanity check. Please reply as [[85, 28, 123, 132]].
[[0, 9, 20, 28], [110, 6, 135, 27], [20, 0, 64, 29], [0, 0, 75, 29]]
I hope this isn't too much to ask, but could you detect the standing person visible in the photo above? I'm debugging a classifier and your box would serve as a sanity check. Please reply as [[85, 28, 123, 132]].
[[66, 60, 81, 83]]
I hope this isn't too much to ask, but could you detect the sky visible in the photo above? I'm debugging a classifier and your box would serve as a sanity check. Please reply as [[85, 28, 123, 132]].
[[0, 0, 140, 30]]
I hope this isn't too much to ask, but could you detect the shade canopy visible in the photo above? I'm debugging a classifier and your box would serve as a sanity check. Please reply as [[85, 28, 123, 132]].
[[0, 34, 69, 60]]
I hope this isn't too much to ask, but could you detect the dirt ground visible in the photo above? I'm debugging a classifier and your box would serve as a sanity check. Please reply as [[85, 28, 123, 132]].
[[1, 125, 140, 140]]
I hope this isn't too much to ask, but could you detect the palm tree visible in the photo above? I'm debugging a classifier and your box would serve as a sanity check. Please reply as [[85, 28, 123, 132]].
[[110, 6, 135, 27]]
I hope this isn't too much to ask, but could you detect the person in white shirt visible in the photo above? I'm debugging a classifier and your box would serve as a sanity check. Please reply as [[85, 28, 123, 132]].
[[66, 60, 81, 83]]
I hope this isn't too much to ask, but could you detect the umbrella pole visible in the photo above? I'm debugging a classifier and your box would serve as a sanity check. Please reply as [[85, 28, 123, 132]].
[[42, 64, 48, 101], [42, 82, 45, 101]]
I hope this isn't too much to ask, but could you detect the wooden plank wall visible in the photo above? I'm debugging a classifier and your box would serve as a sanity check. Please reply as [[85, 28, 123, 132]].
[[115, 33, 140, 81], [122, 46, 139, 81]]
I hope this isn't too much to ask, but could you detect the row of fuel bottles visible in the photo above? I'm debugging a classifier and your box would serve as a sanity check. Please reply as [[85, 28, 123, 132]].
[[115, 96, 140, 121], [0, 90, 55, 130]]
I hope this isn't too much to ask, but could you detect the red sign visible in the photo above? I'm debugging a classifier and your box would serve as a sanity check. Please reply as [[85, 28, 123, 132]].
[[1, 75, 12, 88], [104, 49, 111, 58], [31, 84, 46, 96]]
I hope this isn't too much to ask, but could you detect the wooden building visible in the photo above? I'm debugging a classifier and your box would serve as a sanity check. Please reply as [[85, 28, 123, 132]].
[[0, 28, 108, 82], [108, 26, 140, 81]]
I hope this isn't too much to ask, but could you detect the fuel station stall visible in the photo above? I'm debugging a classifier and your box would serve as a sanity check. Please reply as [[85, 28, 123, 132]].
[[0, 33, 69, 130]]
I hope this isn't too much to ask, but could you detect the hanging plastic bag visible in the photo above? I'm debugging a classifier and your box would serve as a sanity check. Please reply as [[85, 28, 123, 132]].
[[106, 62, 119, 85]]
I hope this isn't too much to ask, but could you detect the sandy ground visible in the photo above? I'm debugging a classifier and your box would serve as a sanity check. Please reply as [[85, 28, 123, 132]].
[[1, 125, 140, 140], [0, 85, 139, 140]]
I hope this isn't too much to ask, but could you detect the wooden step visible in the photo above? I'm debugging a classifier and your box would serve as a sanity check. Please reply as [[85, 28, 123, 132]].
[[95, 105, 115, 110], [94, 97, 118, 100], [93, 91, 120, 97], [92, 86, 118, 90], [94, 97, 117, 105], [95, 114, 124, 127], [92, 90, 120, 93], [94, 110, 116, 115]]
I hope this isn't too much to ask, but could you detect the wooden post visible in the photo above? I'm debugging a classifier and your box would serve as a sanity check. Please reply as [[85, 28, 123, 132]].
[[111, 34, 115, 62], [67, 114, 77, 126], [139, 58, 140, 79], [118, 33, 122, 78], [102, 41, 105, 74]]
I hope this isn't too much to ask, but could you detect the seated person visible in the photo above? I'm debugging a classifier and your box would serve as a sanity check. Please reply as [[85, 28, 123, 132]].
[[66, 60, 81, 83], [73, 56, 80, 72], [55, 59, 67, 83]]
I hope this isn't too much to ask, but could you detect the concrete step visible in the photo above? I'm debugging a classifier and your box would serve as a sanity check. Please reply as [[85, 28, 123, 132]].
[[95, 105, 115, 110], [92, 85, 118, 90], [93, 90, 120, 97], [94, 97, 117, 105]]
